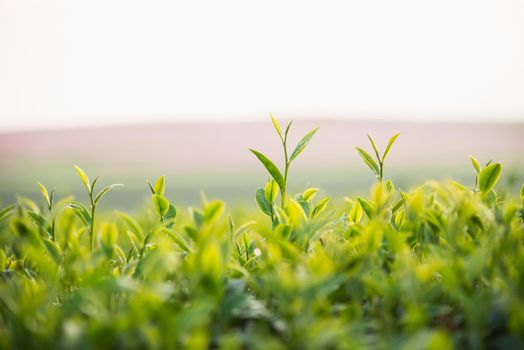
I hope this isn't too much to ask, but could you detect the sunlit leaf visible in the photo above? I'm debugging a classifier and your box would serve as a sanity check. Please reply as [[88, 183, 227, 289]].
[[249, 149, 285, 192], [479, 163, 502, 194], [356, 147, 379, 175], [289, 127, 319, 162]]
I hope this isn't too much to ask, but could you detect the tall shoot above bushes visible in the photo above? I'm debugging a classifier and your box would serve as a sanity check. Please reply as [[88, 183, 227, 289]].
[[250, 113, 319, 208], [356, 133, 400, 182]]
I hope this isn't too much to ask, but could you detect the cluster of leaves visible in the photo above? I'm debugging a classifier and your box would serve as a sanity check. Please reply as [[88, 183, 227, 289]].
[[0, 117, 523, 349]]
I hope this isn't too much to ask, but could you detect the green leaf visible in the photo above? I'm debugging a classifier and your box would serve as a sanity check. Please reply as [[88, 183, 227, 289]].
[[284, 121, 293, 138], [146, 180, 155, 194], [74, 165, 91, 193], [117, 212, 143, 240], [312, 197, 330, 218], [249, 149, 285, 192], [94, 184, 123, 205], [367, 134, 380, 161], [303, 188, 319, 201], [43, 239, 61, 264], [357, 197, 376, 218], [91, 176, 101, 193], [356, 147, 379, 176], [256, 188, 272, 216], [27, 211, 52, 235], [270, 113, 283, 140], [68, 201, 92, 225], [37, 182, 51, 208], [204, 200, 225, 223], [469, 156, 481, 174], [382, 133, 400, 162], [165, 203, 177, 221], [0, 204, 14, 222], [349, 200, 363, 224], [264, 180, 278, 203], [479, 163, 502, 194], [154, 175, 166, 196], [289, 127, 319, 162], [152, 195, 170, 218]]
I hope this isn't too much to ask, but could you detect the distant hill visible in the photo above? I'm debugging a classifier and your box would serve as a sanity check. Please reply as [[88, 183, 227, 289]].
[[1, 120, 523, 208]]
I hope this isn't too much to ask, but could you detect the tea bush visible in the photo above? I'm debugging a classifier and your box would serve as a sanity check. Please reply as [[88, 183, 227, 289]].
[[0, 117, 523, 349]]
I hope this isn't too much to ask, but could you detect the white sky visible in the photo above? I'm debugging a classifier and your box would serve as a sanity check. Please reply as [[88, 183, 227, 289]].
[[1, 0, 523, 131]]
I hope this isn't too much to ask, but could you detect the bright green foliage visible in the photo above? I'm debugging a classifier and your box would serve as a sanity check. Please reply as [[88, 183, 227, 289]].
[[356, 133, 400, 181], [69, 165, 122, 251], [251, 113, 319, 208], [0, 152, 523, 349]]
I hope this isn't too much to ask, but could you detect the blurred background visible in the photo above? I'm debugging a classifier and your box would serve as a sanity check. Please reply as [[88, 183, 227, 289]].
[[1, 0, 523, 210]]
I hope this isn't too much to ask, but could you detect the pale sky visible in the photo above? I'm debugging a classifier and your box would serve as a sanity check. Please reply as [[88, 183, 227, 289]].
[[1, 0, 523, 131]]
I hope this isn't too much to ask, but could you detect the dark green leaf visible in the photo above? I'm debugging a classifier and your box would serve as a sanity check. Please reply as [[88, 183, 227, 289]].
[[256, 188, 272, 216], [249, 149, 285, 192]]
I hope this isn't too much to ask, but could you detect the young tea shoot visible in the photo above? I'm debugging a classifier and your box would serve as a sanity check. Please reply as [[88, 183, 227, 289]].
[[356, 133, 400, 182], [250, 113, 319, 210], [68, 165, 123, 252]]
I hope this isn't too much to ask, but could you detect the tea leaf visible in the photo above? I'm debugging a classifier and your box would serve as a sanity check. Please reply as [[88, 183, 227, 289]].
[[256, 188, 272, 216], [479, 163, 502, 194], [68, 201, 92, 225], [94, 184, 123, 205], [303, 188, 319, 202], [356, 147, 379, 175], [270, 113, 283, 140], [154, 175, 166, 196], [357, 197, 376, 218], [0, 204, 14, 222], [367, 134, 380, 161], [152, 195, 170, 218], [469, 156, 481, 174], [284, 121, 293, 138], [382, 133, 400, 161], [204, 200, 225, 223], [37, 182, 51, 209], [74, 165, 91, 193], [349, 200, 363, 224], [312, 197, 330, 218], [289, 127, 319, 162], [249, 149, 285, 192], [264, 179, 278, 203], [27, 211, 52, 235]]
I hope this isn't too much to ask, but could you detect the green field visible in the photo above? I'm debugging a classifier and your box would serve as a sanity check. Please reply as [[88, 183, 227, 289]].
[[0, 119, 523, 349]]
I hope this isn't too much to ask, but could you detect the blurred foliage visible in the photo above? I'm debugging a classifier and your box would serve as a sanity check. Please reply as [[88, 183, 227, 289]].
[[0, 170, 523, 349]]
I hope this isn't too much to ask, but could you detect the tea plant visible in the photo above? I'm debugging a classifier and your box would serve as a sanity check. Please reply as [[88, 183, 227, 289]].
[[0, 126, 523, 349], [250, 113, 319, 209], [68, 165, 122, 251], [356, 133, 400, 181]]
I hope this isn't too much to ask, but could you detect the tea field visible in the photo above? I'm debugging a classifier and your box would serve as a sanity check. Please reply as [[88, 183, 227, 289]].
[[0, 118, 523, 349]]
